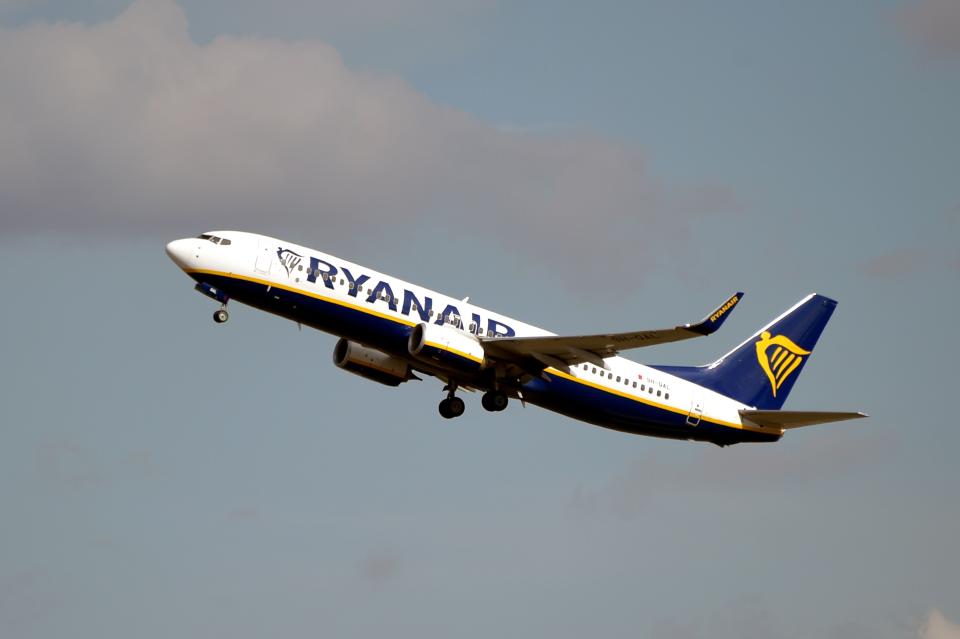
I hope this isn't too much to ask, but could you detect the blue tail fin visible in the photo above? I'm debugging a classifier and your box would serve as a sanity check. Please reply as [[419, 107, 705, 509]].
[[654, 294, 837, 409]]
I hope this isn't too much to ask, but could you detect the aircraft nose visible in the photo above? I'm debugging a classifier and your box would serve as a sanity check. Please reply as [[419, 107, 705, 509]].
[[165, 238, 195, 270]]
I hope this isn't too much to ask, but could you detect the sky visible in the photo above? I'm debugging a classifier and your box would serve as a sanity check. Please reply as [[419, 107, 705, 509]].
[[0, 1, 958, 637]]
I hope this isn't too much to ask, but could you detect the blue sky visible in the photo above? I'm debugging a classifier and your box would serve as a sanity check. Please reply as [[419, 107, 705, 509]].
[[1, 1, 958, 637]]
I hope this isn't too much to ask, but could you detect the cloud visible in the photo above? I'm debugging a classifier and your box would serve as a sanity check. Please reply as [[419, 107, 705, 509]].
[[193, 0, 496, 32], [896, 0, 960, 56], [571, 429, 886, 520], [358, 550, 401, 584], [0, 0, 44, 12], [857, 248, 928, 279], [0, 0, 732, 284], [920, 609, 960, 639], [0, 571, 62, 634]]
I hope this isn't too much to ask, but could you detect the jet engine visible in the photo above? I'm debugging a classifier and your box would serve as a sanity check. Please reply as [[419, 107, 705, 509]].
[[333, 338, 414, 387], [408, 322, 486, 371]]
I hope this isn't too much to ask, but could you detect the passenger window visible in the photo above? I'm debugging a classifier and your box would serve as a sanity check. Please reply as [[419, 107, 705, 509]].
[[656, 390, 661, 397], [665, 393, 670, 400], [349, 282, 355, 290], [298, 264, 303, 271], [221, 239, 231, 246], [649, 387, 653, 394], [641, 385, 645, 391], [616, 376, 621, 382], [339, 279, 344, 285], [322, 273, 329, 281], [592, 367, 597, 374], [608, 373, 613, 379], [632, 381, 637, 388]]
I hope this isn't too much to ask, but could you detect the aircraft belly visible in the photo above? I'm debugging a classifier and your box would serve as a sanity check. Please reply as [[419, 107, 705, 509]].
[[522, 373, 779, 444]]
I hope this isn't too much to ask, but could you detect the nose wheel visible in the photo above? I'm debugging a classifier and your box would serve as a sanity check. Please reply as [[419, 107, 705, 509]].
[[213, 308, 229, 324], [439, 383, 465, 419]]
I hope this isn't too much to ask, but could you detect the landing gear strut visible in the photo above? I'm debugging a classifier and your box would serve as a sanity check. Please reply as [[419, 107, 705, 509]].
[[213, 307, 229, 324], [439, 383, 465, 419], [481, 390, 509, 412]]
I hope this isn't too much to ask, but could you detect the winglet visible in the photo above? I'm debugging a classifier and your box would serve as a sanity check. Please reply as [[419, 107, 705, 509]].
[[685, 292, 744, 336]]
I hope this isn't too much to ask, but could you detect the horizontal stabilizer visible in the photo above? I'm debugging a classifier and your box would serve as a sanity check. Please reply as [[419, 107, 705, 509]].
[[740, 410, 867, 431]]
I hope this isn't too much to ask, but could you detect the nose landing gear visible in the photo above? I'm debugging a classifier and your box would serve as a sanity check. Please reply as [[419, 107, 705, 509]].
[[196, 282, 230, 324]]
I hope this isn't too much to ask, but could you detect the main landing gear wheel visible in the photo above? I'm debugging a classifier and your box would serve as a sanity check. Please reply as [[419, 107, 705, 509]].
[[481, 390, 509, 412], [213, 308, 229, 324], [439, 396, 466, 419]]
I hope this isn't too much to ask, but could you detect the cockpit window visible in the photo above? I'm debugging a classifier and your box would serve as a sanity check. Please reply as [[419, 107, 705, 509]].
[[197, 234, 230, 246]]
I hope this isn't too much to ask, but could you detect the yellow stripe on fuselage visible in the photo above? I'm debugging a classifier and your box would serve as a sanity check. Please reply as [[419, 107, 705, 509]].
[[187, 268, 419, 327], [542, 368, 752, 431], [423, 340, 485, 365]]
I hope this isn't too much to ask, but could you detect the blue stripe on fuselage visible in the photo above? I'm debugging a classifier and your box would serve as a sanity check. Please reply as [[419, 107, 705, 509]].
[[189, 270, 779, 445]]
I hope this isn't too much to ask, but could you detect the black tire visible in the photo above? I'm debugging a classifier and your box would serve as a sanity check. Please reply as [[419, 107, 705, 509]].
[[448, 396, 465, 417], [439, 398, 453, 419], [482, 391, 508, 412], [213, 309, 229, 323]]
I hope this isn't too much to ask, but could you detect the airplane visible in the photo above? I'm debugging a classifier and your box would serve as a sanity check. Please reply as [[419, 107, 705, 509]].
[[165, 231, 865, 446]]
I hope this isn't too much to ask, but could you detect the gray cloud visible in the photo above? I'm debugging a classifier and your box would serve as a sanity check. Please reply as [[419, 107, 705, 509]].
[[857, 248, 928, 280], [896, 0, 960, 56], [189, 0, 496, 31], [571, 429, 887, 520], [647, 597, 789, 639], [358, 550, 401, 584], [0, 0, 732, 283]]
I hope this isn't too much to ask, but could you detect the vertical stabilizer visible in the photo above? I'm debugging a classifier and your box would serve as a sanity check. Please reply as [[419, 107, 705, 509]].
[[654, 294, 837, 410]]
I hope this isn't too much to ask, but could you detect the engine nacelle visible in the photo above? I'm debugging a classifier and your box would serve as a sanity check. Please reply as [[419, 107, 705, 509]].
[[408, 322, 486, 372], [333, 338, 412, 387]]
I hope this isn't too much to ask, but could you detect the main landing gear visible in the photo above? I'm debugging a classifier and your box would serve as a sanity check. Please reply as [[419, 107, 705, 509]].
[[438, 384, 510, 419], [439, 383, 466, 419], [213, 306, 229, 324], [481, 390, 509, 412]]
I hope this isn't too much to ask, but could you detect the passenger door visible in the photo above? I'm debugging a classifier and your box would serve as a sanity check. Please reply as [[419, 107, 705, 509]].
[[686, 395, 703, 426], [254, 239, 273, 274]]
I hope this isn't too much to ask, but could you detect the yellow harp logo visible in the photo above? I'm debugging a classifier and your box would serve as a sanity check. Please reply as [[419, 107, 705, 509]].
[[755, 331, 810, 397]]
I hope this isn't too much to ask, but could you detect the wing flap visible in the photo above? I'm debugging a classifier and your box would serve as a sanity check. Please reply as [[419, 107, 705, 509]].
[[740, 410, 868, 431], [481, 292, 743, 366]]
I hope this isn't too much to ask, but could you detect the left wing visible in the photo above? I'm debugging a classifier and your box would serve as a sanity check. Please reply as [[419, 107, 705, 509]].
[[480, 292, 743, 371]]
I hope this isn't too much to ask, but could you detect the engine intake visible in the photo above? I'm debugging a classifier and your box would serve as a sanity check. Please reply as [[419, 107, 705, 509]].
[[333, 339, 413, 387]]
